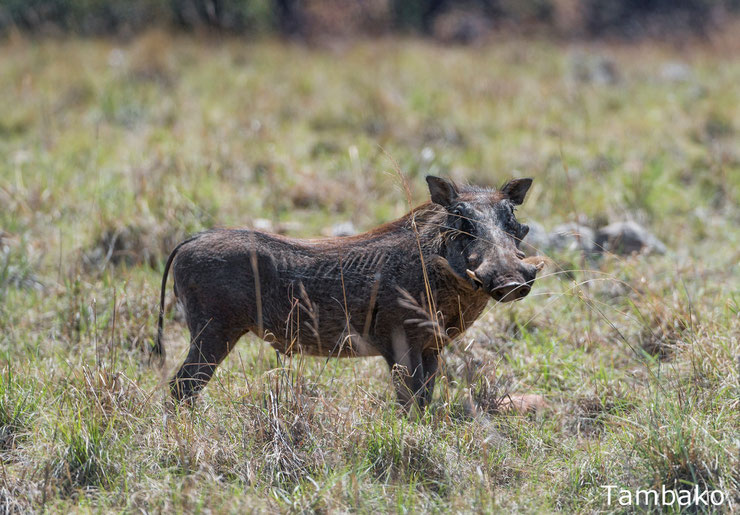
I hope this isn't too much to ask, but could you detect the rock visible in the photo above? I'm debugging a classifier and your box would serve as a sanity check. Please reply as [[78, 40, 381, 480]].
[[108, 48, 126, 68], [420, 146, 435, 162], [660, 62, 692, 83], [569, 53, 620, 85], [421, 124, 465, 146], [595, 221, 666, 255], [252, 218, 274, 232], [276, 221, 303, 234], [521, 221, 549, 257], [548, 222, 598, 254], [253, 218, 302, 235], [522, 220, 665, 258], [499, 394, 548, 415], [326, 221, 356, 237]]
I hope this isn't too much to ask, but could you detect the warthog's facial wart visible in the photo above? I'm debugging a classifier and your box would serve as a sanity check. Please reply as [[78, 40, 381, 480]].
[[426, 175, 538, 302]]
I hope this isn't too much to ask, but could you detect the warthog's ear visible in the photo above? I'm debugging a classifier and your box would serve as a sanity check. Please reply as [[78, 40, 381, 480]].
[[426, 176, 459, 207], [501, 178, 533, 205]]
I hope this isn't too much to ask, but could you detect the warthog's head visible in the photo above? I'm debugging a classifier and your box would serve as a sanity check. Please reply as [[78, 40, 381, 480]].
[[426, 175, 541, 302]]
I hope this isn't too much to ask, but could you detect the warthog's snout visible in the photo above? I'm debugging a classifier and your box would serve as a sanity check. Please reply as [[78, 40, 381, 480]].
[[490, 281, 531, 302], [490, 261, 537, 302], [475, 257, 543, 302]]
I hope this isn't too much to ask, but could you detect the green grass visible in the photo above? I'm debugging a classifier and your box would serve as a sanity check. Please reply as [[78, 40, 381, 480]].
[[0, 31, 738, 512]]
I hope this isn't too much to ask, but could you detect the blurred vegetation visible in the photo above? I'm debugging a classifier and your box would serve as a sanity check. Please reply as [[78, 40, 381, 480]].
[[1, 0, 739, 39], [0, 29, 738, 510]]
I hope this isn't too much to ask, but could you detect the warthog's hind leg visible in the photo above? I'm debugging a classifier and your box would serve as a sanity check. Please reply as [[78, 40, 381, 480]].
[[170, 318, 246, 403]]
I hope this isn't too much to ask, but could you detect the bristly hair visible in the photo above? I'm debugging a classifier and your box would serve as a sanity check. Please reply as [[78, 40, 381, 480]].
[[353, 181, 505, 257], [400, 182, 507, 256], [406, 202, 449, 255]]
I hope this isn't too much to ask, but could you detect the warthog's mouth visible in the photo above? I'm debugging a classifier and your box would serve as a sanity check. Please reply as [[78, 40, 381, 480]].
[[467, 256, 547, 302], [465, 269, 533, 302], [490, 281, 532, 302]]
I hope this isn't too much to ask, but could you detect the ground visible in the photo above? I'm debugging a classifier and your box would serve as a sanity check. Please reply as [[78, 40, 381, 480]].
[[0, 31, 738, 512]]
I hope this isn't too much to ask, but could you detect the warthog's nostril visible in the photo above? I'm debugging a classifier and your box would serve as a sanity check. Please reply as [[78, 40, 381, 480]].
[[490, 282, 531, 302]]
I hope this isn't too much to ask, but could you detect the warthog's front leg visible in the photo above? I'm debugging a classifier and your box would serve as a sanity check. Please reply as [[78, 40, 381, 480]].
[[420, 349, 440, 407], [385, 334, 440, 412], [387, 352, 422, 413]]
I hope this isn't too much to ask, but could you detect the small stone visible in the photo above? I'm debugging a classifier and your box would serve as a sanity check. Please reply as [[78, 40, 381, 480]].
[[328, 221, 356, 237], [569, 53, 619, 85], [499, 394, 548, 415], [548, 223, 597, 254], [595, 221, 666, 255], [276, 221, 303, 235], [252, 218, 274, 232], [521, 221, 549, 257], [108, 48, 126, 68], [420, 147, 435, 162], [660, 62, 692, 83]]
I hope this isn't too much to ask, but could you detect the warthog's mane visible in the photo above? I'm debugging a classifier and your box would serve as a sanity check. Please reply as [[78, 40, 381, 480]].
[[255, 184, 502, 257], [404, 185, 504, 253]]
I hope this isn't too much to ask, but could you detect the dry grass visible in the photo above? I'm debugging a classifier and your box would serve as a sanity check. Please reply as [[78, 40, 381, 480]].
[[0, 31, 738, 512]]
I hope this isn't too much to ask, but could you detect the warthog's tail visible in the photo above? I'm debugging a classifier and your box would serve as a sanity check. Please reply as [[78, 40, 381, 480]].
[[150, 236, 199, 367]]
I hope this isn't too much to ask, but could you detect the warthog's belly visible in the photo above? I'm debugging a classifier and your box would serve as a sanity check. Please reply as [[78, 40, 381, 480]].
[[258, 327, 383, 358]]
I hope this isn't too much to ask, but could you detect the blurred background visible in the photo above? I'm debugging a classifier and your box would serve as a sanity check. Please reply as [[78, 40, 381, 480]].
[[2, 0, 740, 40], [1, 1, 739, 512], [2, 0, 738, 259]]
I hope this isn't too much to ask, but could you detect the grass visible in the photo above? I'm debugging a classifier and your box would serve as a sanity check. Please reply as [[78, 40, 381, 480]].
[[0, 29, 739, 512]]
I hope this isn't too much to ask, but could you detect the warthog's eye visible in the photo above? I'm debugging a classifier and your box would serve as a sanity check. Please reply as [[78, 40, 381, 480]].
[[502, 203, 528, 245], [519, 224, 530, 240], [512, 223, 529, 247], [451, 206, 475, 238]]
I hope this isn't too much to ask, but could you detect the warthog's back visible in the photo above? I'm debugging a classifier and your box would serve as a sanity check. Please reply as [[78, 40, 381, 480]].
[[171, 224, 459, 357]]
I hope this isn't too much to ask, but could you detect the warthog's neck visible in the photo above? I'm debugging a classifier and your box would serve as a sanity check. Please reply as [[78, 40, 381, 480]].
[[296, 202, 491, 341]]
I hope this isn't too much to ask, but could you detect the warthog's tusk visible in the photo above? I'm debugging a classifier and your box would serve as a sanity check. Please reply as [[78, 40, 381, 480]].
[[522, 255, 551, 272], [466, 269, 483, 285]]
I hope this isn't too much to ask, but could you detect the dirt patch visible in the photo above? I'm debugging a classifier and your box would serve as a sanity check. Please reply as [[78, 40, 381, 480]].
[[639, 312, 690, 360], [0, 479, 37, 514], [569, 394, 635, 436], [83, 222, 188, 271], [498, 394, 549, 415]]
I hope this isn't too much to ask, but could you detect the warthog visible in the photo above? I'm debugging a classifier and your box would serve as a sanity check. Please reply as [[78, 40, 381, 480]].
[[153, 176, 543, 410]]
